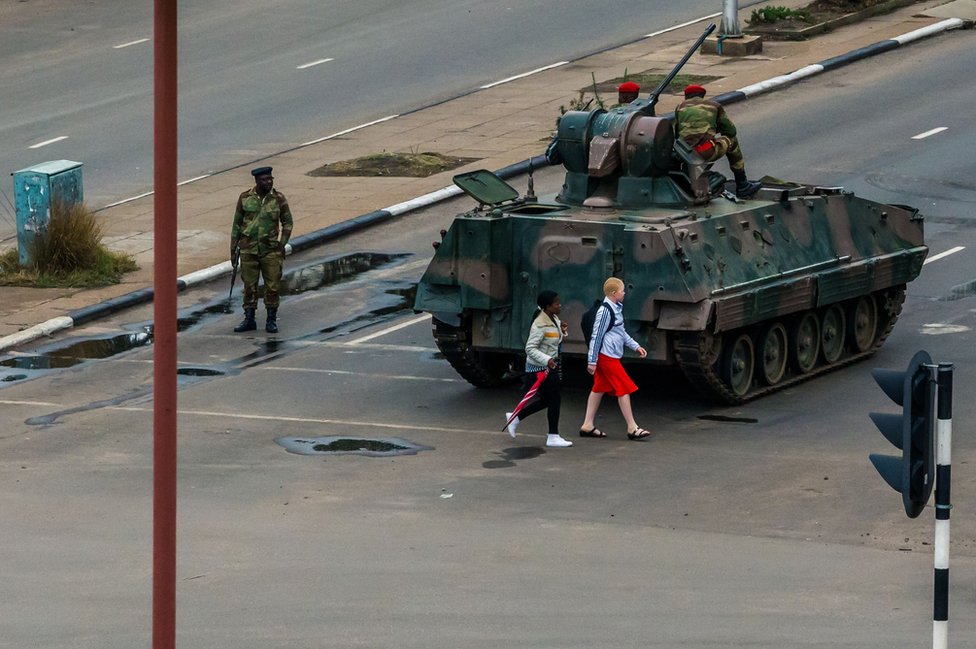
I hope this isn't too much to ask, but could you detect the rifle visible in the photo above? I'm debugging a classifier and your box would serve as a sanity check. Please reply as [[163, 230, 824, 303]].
[[228, 245, 240, 308], [641, 23, 716, 116]]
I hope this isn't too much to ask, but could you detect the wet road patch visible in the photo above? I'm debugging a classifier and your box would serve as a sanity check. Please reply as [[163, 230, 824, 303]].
[[276, 436, 433, 458]]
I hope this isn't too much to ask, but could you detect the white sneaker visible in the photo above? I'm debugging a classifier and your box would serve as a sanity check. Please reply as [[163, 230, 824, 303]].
[[546, 434, 573, 448], [505, 412, 520, 438]]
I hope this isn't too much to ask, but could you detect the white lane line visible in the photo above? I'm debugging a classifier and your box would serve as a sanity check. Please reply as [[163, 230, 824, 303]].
[[348, 313, 431, 345], [645, 12, 721, 38], [260, 367, 459, 382], [300, 115, 399, 147], [481, 61, 568, 89], [101, 174, 213, 208], [178, 174, 211, 186], [296, 57, 334, 70], [0, 399, 64, 407], [29, 136, 69, 149], [924, 246, 965, 265], [109, 406, 487, 435], [114, 38, 150, 49], [912, 127, 948, 140]]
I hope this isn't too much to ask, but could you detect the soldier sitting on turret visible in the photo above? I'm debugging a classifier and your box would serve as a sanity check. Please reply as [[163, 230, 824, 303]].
[[675, 84, 761, 198]]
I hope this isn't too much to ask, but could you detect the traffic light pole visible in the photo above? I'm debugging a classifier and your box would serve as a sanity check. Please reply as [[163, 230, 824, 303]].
[[932, 363, 953, 649]]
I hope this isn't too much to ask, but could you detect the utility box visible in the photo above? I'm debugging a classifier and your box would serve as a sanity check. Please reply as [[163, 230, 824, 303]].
[[12, 160, 84, 266]]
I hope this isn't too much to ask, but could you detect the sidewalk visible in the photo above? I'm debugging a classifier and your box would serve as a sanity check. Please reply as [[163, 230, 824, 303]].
[[0, 0, 971, 347]]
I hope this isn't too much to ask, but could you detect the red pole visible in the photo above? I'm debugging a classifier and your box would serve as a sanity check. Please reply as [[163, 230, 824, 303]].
[[153, 1, 178, 648]]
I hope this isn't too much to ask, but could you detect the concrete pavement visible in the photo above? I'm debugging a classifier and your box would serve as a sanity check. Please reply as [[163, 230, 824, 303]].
[[0, 0, 971, 348]]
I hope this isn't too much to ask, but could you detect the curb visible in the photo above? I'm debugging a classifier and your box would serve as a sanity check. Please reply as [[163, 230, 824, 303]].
[[1, 17, 969, 353], [714, 18, 969, 105], [0, 155, 549, 352]]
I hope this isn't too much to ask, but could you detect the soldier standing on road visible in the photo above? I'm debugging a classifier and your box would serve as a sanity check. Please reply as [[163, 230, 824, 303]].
[[674, 84, 761, 198], [231, 166, 293, 334]]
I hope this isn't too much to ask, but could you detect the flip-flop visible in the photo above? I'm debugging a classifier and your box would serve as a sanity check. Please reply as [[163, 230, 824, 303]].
[[579, 427, 607, 438], [627, 427, 652, 440]]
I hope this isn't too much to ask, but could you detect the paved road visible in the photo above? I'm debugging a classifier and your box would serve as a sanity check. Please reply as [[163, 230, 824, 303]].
[[0, 0, 765, 240], [2, 27, 976, 649]]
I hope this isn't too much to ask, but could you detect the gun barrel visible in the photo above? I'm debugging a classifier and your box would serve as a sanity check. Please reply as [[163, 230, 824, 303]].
[[644, 23, 716, 111]]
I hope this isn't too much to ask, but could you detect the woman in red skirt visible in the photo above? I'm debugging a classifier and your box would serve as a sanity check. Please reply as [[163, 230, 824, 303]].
[[579, 277, 651, 440]]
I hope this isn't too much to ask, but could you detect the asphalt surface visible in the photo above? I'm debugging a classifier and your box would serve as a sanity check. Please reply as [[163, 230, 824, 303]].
[[0, 0, 766, 233], [2, 5, 976, 648]]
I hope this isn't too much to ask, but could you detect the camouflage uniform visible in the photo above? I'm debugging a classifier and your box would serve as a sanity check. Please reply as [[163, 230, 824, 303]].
[[231, 187, 293, 310], [674, 96, 746, 172]]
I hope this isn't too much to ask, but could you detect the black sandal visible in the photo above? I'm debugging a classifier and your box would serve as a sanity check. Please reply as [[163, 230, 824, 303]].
[[627, 427, 652, 440], [579, 427, 607, 438]]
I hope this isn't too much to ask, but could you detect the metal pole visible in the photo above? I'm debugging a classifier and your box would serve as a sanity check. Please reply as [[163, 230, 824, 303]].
[[721, 0, 741, 37], [153, 1, 178, 648], [932, 363, 952, 649]]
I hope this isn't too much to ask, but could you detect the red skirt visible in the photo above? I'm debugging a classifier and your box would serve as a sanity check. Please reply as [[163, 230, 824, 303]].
[[592, 354, 637, 396]]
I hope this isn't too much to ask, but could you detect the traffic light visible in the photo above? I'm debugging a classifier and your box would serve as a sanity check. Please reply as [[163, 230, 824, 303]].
[[869, 350, 935, 518]]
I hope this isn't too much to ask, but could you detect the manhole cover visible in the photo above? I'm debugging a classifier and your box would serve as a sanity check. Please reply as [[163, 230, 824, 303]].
[[276, 436, 433, 457]]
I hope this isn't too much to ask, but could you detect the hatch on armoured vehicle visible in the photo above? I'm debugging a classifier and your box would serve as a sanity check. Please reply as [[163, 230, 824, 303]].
[[453, 170, 519, 206]]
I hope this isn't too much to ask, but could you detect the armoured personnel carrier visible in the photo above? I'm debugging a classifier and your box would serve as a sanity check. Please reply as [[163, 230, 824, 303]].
[[413, 27, 927, 404]]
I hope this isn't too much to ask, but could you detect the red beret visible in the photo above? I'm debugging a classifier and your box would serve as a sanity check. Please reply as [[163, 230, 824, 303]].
[[684, 84, 706, 97], [618, 81, 640, 93]]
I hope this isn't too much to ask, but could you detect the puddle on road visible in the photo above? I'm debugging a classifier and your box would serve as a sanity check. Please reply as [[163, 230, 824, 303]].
[[0, 251, 412, 385], [277, 436, 433, 458]]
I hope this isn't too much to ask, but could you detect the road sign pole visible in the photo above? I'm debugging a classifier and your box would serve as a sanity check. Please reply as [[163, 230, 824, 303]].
[[932, 363, 953, 649]]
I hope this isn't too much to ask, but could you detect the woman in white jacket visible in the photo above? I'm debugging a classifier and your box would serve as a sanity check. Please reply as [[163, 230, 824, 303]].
[[505, 290, 573, 448]]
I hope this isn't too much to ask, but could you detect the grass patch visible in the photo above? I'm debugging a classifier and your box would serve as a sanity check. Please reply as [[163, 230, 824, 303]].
[[0, 201, 137, 288], [749, 6, 812, 23], [308, 152, 479, 178]]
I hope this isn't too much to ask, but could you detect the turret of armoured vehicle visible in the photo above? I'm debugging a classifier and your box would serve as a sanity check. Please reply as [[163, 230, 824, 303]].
[[413, 25, 927, 403]]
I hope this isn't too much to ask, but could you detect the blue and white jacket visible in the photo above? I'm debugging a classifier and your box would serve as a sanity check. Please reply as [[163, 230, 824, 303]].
[[587, 298, 639, 364]]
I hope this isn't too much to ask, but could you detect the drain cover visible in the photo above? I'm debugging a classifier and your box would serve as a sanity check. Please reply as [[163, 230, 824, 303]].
[[276, 436, 433, 457]]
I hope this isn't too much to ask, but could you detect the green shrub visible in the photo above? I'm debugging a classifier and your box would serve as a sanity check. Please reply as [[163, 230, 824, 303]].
[[0, 201, 137, 288], [748, 6, 812, 23]]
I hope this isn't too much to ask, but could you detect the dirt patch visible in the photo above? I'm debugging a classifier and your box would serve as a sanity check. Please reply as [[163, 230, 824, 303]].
[[308, 152, 479, 178]]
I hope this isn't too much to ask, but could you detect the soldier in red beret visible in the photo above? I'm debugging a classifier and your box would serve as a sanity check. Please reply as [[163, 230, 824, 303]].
[[675, 84, 761, 198], [616, 81, 640, 107]]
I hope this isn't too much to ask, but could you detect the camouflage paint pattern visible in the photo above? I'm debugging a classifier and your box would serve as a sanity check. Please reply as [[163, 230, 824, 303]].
[[675, 97, 745, 171], [231, 187, 293, 310], [240, 249, 283, 309], [415, 100, 927, 401]]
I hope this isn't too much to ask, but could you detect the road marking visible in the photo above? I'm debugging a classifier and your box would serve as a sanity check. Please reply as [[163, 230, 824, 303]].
[[301, 115, 399, 146], [0, 399, 63, 407], [645, 12, 721, 38], [114, 38, 150, 49], [109, 406, 490, 435], [924, 246, 965, 265], [101, 174, 212, 208], [178, 174, 211, 186], [28, 136, 69, 149], [349, 313, 431, 344], [296, 57, 334, 70], [912, 127, 947, 140], [260, 367, 459, 382], [481, 61, 568, 89]]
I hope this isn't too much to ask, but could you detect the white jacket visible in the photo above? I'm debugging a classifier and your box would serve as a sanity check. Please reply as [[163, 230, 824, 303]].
[[524, 311, 562, 372]]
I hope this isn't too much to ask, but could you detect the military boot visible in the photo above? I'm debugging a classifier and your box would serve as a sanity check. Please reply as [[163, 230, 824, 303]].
[[233, 308, 257, 332], [265, 307, 279, 334], [733, 170, 762, 198]]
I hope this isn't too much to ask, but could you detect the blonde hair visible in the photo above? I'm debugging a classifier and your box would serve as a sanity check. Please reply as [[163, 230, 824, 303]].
[[603, 277, 624, 296]]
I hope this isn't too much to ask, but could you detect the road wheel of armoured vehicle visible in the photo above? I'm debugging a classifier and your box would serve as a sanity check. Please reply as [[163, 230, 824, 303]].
[[789, 312, 820, 375], [432, 319, 516, 388], [847, 295, 878, 353], [819, 304, 846, 364], [721, 332, 755, 398], [757, 323, 788, 385]]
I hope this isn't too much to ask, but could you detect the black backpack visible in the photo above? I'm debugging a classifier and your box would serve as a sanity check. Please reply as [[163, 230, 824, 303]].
[[581, 299, 618, 346]]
